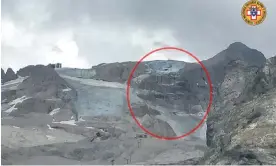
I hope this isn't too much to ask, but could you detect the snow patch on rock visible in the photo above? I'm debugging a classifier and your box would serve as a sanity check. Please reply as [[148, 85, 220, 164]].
[[62, 87, 72, 92], [47, 124, 54, 130], [53, 120, 77, 126], [49, 108, 60, 116], [4, 96, 31, 114], [8, 96, 30, 106]]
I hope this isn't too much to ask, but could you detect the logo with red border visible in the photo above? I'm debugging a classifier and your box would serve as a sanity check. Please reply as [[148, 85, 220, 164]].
[[241, 0, 267, 26]]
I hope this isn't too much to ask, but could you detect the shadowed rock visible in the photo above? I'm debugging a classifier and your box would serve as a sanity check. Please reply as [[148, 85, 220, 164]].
[[1, 68, 5, 84], [2, 68, 18, 83]]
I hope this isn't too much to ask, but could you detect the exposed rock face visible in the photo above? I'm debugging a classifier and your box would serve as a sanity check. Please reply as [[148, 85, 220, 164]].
[[2, 68, 18, 83], [2, 65, 78, 118], [55, 68, 96, 79], [202, 56, 276, 165], [1, 68, 5, 84], [134, 42, 266, 114], [91, 61, 149, 83], [90, 60, 186, 83], [16, 65, 76, 100]]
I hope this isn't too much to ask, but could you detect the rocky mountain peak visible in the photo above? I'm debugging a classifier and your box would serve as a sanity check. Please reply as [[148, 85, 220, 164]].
[[268, 55, 276, 65], [6, 68, 16, 75], [209, 42, 266, 67], [203, 54, 276, 164], [1, 68, 5, 81], [227, 42, 249, 51], [2, 67, 18, 83]]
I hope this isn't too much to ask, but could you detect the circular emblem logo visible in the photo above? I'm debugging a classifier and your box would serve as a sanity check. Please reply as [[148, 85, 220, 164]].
[[241, 0, 267, 26]]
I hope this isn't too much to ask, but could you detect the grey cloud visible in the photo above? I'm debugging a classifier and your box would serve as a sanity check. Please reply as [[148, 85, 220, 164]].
[[2, 0, 276, 70]]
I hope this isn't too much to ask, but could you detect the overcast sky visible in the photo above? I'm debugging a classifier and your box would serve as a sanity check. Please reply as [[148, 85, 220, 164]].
[[1, 0, 276, 71]]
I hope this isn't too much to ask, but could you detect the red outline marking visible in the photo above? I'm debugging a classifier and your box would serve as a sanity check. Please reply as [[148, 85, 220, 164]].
[[126, 47, 213, 140]]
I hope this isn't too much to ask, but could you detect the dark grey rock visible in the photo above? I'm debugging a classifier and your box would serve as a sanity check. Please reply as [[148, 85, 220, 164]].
[[1, 89, 17, 103], [1, 68, 5, 84], [202, 56, 276, 165], [2, 65, 78, 119], [3, 68, 18, 83], [91, 61, 149, 83], [16, 65, 77, 101]]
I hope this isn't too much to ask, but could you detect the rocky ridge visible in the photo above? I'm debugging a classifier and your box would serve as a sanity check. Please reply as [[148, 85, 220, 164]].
[[1, 68, 18, 84], [1, 65, 78, 119]]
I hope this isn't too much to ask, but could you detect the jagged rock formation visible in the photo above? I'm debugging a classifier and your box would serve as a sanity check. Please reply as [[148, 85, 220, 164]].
[[5, 68, 18, 82], [201, 56, 276, 165], [1, 68, 18, 83], [2, 65, 78, 118]]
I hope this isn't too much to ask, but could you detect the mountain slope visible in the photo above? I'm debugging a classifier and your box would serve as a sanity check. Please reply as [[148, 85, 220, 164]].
[[2, 65, 78, 118], [133, 42, 266, 114], [201, 56, 276, 165]]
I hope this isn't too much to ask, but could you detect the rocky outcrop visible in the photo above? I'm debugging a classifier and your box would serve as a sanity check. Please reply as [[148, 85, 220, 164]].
[[16, 65, 76, 100], [91, 61, 149, 83], [5, 68, 18, 82], [55, 68, 96, 79], [2, 65, 78, 119], [201, 56, 276, 165], [1, 68, 18, 83]]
